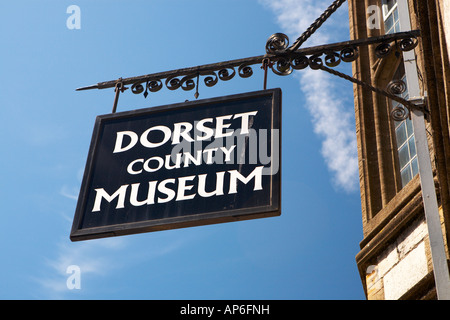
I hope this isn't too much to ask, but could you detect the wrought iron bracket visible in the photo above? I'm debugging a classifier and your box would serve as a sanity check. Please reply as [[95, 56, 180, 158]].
[[408, 96, 429, 118], [264, 30, 423, 122], [75, 0, 420, 120], [76, 30, 420, 115]]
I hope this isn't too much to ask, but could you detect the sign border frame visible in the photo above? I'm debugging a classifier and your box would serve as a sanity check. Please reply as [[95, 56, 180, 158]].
[[70, 88, 281, 241]]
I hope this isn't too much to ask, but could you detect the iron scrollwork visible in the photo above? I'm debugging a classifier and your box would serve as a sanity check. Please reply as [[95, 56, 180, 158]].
[[131, 80, 163, 98], [128, 63, 255, 100], [387, 79, 409, 121], [265, 31, 420, 121], [265, 33, 362, 75], [265, 31, 417, 75], [76, 28, 421, 119]]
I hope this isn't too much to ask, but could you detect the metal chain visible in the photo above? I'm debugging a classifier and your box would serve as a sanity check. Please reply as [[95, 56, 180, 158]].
[[288, 0, 347, 52]]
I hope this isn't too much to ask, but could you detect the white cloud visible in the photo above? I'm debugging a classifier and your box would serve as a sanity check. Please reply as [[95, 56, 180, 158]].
[[300, 69, 358, 192], [260, 0, 358, 192], [260, 0, 331, 46], [60, 185, 79, 200], [32, 237, 127, 299], [34, 227, 196, 298]]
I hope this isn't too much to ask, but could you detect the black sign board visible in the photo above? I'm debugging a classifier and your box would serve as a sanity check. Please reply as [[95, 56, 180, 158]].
[[70, 89, 281, 241]]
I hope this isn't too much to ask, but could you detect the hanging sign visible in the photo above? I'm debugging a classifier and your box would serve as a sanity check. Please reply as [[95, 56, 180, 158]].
[[70, 89, 281, 241]]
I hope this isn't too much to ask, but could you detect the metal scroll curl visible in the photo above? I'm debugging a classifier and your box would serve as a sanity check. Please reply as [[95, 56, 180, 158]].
[[129, 64, 255, 99], [309, 54, 324, 70], [202, 72, 218, 87], [165, 76, 182, 91], [131, 82, 145, 94], [375, 42, 391, 58], [387, 79, 407, 96], [324, 51, 341, 67], [271, 58, 293, 76], [238, 64, 253, 78], [265, 33, 289, 54], [399, 36, 418, 52], [147, 80, 163, 92], [265, 32, 362, 75], [180, 75, 197, 91], [290, 55, 309, 70], [340, 46, 359, 63], [391, 105, 409, 121], [218, 67, 236, 81], [131, 80, 163, 98]]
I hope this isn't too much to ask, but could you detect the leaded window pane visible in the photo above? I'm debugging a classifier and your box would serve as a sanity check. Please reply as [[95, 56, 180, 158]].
[[401, 165, 413, 186], [395, 122, 407, 147], [398, 143, 410, 169]]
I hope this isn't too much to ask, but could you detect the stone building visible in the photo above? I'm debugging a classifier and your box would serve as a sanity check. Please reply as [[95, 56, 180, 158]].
[[348, 0, 450, 299]]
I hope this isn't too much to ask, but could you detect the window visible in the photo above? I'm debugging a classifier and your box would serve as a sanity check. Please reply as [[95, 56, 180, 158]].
[[382, 1, 418, 188], [382, 0, 400, 34], [392, 66, 418, 187]]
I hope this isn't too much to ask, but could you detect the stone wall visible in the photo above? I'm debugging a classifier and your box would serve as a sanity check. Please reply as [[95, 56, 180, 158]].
[[442, 2, 450, 62], [350, 0, 450, 299], [365, 217, 431, 299]]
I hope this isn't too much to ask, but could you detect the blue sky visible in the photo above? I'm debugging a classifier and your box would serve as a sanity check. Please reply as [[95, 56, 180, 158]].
[[0, 0, 365, 299]]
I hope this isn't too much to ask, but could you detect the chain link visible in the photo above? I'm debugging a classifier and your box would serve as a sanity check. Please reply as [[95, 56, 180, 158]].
[[288, 0, 347, 52]]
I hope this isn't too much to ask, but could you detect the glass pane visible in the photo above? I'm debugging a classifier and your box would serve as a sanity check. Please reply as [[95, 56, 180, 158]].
[[385, 14, 394, 33], [406, 118, 413, 137], [403, 91, 409, 100], [395, 122, 407, 147], [390, 62, 418, 189], [408, 136, 416, 157], [398, 143, 410, 169], [401, 165, 412, 187], [411, 157, 419, 177], [387, 0, 397, 12]]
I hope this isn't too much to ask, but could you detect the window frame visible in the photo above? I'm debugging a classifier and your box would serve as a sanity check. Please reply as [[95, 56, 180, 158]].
[[381, 0, 398, 19], [381, 0, 400, 34], [381, 0, 418, 188], [388, 58, 418, 189]]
